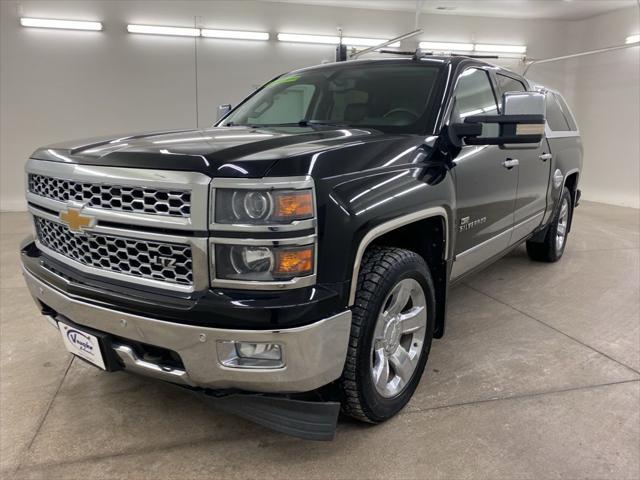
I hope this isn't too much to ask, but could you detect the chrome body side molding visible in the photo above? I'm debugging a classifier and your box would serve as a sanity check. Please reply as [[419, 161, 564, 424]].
[[451, 211, 544, 281], [348, 207, 449, 306]]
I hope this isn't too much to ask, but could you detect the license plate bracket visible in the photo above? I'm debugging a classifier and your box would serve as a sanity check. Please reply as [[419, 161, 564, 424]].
[[57, 318, 123, 371]]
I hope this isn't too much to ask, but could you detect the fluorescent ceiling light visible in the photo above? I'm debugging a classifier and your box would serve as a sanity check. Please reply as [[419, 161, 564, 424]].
[[475, 43, 527, 54], [20, 17, 102, 31], [278, 33, 340, 44], [277, 33, 399, 48], [419, 41, 474, 51], [127, 24, 200, 37], [626, 34, 640, 44], [201, 29, 269, 41]]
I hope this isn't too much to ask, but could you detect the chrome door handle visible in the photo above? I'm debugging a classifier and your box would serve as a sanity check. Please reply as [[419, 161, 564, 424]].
[[539, 153, 553, 161], [502, 159, 519, 169]]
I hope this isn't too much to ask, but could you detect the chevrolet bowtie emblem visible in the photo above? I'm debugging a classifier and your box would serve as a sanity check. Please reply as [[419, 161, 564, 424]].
[[60, 208, 95, 233]]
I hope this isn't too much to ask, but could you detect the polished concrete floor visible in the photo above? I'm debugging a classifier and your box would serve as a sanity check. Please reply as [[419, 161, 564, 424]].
[[1, 201, 638, 479]]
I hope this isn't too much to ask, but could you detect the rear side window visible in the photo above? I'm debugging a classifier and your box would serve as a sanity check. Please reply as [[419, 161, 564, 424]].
[[495, 74, 526, 111], [554, 94, 578, 131], [545, 93, 570, 131]]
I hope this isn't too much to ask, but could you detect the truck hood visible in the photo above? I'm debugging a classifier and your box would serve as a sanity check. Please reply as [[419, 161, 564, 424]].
[[31, 126, 405, 178]]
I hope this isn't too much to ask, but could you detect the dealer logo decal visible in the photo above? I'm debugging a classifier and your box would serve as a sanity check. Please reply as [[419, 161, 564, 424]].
[[66, 328, 95, 356]]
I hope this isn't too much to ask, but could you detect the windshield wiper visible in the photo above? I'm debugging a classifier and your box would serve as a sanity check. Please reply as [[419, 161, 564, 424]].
[[298, 119, 350, 127], [224, 120, 351, 128]]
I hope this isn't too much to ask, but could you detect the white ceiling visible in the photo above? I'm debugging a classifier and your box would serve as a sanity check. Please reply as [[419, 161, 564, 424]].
[[261, 0, 638, 20]]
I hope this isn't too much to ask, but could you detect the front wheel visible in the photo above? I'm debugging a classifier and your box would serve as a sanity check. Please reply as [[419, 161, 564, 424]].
[[339, 246, 435, 423]]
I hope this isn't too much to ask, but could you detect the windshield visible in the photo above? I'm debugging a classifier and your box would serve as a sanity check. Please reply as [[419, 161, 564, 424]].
[[222, 63, 443, 134]]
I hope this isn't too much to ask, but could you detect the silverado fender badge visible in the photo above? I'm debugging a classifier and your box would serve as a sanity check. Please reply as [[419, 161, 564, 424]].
[[59, 205, 96, 233], [459, 216, 487, 232]]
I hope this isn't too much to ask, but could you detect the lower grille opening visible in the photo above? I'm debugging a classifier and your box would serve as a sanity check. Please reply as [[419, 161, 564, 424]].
[[111, 336, 185, 370]]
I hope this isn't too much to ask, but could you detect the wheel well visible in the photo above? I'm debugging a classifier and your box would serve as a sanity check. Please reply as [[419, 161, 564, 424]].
[[564, 172, 579, 230], [369, 216, 448, 338], [564, 172, 579, 205]]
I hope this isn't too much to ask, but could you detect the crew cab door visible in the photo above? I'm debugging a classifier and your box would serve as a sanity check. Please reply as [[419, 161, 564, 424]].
[[494, 73, 551, 243], [449, 68, 518, 281]]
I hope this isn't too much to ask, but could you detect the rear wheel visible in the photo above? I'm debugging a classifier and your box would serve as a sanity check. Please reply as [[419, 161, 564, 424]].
[[526, 187, 572, 262], [339, 246, 435, 423]]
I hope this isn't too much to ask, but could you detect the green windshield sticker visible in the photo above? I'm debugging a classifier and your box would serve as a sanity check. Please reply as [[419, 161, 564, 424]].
[[268, 75, 301, 87]]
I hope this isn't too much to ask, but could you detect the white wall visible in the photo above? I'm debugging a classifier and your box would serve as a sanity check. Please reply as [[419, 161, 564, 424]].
[[563, 8, 639, 208], [0, 0, 637, 210]]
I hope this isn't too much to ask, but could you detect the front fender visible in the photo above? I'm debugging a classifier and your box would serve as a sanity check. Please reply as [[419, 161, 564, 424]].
[[315, 164, 456, 304]]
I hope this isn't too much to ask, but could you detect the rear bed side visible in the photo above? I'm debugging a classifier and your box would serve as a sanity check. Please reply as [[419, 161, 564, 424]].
[[524, 83, 583, 228], [542, 89, 583, 228]]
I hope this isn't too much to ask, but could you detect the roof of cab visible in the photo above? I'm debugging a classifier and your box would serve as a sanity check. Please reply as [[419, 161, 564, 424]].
[[287, 55, 521, 78]]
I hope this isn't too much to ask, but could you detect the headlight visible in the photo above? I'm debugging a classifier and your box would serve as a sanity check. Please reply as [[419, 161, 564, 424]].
[[215, 189, 313, 224], [215, 244, 314, 282], [210, 177, 317, 290]]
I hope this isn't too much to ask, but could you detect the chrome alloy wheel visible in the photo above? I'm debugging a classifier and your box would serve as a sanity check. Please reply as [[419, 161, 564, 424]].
[[556, 197, 569, 253], [370, 278, 427, 398]]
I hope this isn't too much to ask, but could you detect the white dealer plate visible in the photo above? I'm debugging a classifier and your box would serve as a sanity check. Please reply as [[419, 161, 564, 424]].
[[58, 322, 106, 370]]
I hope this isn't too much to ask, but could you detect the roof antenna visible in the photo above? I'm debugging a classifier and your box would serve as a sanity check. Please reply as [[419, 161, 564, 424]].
[[335, 27, 348, 62]]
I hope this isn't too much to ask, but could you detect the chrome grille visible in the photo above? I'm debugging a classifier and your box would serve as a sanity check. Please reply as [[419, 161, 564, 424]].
[[34, 217, 193, 286], [28, 173, 191, 217]]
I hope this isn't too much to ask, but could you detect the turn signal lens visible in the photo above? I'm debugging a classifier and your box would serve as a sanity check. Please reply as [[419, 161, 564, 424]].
[[274, 246, 314, 277], [273, 191, 313, 221]]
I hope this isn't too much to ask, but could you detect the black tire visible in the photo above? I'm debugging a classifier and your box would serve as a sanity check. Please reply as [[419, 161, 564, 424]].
[[339, 246, 435, 423], [526, 187, 572, 262]]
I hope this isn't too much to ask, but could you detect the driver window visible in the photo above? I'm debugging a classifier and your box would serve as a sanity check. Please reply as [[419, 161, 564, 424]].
[[248, 84, 316, 124], [451, 68, 499, 136]]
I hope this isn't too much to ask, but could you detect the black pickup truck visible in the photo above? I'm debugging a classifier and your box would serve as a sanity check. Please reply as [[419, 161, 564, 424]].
[[20, 56, 582, 440]]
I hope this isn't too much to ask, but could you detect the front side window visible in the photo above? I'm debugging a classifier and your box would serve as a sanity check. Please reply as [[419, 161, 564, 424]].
[[450, 68, 498, 123], [450, 68, 498, 137], [223, 64, 443, 134]]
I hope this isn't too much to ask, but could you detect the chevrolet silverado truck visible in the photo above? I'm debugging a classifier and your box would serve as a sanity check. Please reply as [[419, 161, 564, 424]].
[[20, 56, 582, 440]]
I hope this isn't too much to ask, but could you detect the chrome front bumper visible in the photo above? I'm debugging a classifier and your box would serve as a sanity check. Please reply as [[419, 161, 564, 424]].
[[22, 267, 352, 393]]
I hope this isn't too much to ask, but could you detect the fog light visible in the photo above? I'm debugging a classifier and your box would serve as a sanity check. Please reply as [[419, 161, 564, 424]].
[[236, 342, 281, 360], [217, 341, 284, 369]]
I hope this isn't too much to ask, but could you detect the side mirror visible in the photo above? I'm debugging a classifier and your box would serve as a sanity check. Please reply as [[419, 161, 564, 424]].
[[449, 91, 545, 148], [217, 104, 232, 121]]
